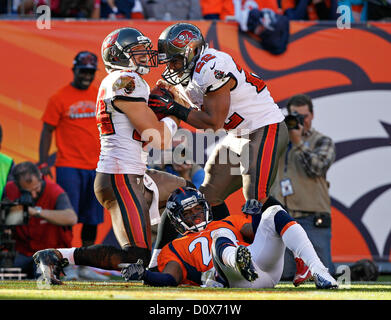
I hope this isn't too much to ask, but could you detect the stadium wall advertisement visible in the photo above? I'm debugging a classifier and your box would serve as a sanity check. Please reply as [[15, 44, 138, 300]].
[[0, 20, 390, 265]]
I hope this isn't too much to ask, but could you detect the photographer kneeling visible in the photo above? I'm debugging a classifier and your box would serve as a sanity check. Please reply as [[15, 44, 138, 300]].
[[270, 94, 337, 282], [3, 161, 77, 279]]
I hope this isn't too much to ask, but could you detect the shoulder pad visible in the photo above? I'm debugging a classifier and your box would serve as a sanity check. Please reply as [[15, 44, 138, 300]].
[[112, 71, 138, 95], [193, 50, 231, 91]]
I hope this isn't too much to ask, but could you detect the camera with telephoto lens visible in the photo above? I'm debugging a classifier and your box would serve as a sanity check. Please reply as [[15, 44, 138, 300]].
[[284, 111, 305, 130], [0, 190, 34, 226], [0, 190, 34, 268]]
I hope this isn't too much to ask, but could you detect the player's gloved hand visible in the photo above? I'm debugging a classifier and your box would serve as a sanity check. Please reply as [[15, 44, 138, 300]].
[[120, 259, 145, 281], [148, 88, 175, 114], [148, 88, 190, 122], [241, 199, 262, 215]]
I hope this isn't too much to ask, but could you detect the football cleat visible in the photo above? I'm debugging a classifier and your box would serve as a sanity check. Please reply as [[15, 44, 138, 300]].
[[313, 267, 339, 289], [33, 249, 69, 285], [235, 245, 258, 282], [293, 257, 313, 287]]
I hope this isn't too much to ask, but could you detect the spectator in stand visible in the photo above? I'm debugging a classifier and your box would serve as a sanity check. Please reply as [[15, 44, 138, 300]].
[[58, 0, 97, 18], [38, 51, 106, 280], [367, 0, 391, 20], [3, 162, 77, 279], [139, 0, 202, 20], [0, 124, 15, 200], [200, 0, 279, 21], [337, 0, 368, 22], [280, 0, 338, 20], [233, 0, 290, 55], [92, 0, 101, 18], [200, 0, 234, 20], [17, 0, 100, 18], [17, 0, 62, 16], [0, 1, 8, 14], [100, 0, 145, 19]]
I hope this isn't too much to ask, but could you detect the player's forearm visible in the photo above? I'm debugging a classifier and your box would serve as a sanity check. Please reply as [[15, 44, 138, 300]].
[[142, 270, 178, 287], [39, 126, 53, 163], [186, 109, 224, 131]]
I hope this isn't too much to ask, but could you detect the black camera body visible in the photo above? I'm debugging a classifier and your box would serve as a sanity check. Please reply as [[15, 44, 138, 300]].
[[0, 191, 34, 268], [284, 111, 305, 130], [0, 190, 34, 226]]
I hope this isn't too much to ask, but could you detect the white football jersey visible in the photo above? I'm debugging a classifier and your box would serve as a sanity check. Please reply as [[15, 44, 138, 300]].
[[185, 48, 284, 134], [96, 70, 150, 174]]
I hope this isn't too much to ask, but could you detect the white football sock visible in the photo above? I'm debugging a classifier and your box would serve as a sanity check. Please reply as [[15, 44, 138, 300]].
[[148, 249, 161, 269], [281, 223, 327, 273], [57, 248, 76, 265], [221, 245, 237, 269]]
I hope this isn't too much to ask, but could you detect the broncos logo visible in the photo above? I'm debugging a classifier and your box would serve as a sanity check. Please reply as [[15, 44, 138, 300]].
[[171, 30, 198, 48]]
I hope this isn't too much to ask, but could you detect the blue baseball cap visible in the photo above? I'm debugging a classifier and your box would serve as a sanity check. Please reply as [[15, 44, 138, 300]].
[[73, 51, 98, 70]]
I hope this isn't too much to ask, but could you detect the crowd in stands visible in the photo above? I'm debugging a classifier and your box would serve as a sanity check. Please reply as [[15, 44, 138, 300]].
[[0, 0, 390, 21]]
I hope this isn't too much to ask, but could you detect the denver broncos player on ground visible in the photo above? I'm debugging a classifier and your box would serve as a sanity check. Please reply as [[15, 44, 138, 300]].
[[149, 22, 288, 228], [33, 27, 189, 284], [121, 187, 338, 289]]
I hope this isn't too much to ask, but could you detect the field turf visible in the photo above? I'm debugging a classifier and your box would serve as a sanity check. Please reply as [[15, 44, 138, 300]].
[[0, 279, 390, 300], [0, 279, 389, 319]]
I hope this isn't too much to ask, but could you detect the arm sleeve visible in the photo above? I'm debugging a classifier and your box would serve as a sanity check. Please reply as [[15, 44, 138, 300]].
[[157, 243, 187, 281], [41, 95, 62, 127], [189, 0, 203, 19], [293, 136, 336, 178], [143, 270, 178, 287], [283, 0, 310, 20], [54, 192, 74, 210]]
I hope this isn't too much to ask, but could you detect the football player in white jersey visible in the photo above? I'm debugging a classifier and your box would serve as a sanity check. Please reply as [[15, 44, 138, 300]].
[[150, 23, 289, 222], [33, 28, 190, 284]]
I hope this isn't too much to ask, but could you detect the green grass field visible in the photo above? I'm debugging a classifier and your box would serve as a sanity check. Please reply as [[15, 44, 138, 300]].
[[1, 279, 391, 300]]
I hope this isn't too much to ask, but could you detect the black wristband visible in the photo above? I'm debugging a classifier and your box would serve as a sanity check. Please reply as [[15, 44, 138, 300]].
[[169, 102, 191, 122]]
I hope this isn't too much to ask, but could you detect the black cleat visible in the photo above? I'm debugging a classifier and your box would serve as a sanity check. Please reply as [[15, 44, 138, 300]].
[[33, 249, 69, 285], [235, 245, 258, 282]]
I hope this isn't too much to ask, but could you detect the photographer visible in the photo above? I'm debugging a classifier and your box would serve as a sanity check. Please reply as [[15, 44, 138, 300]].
[[270, 94, 336, 281], [3, 162, 77, 279]]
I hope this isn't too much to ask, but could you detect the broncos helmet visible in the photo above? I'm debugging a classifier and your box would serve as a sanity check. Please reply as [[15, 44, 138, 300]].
[[165, 187, 212, 235], [158, 23, 207, 85], [101, 27, 158, 74]]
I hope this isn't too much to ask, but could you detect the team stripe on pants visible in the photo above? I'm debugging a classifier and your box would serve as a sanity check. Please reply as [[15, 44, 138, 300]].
[[255, 123, 279, 201], [111, 174, 150, 249]]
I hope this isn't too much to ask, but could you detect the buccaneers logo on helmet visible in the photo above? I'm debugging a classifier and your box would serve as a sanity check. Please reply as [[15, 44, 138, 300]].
[[102, 31, 120, 52], [171, 30, 198, 48]]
